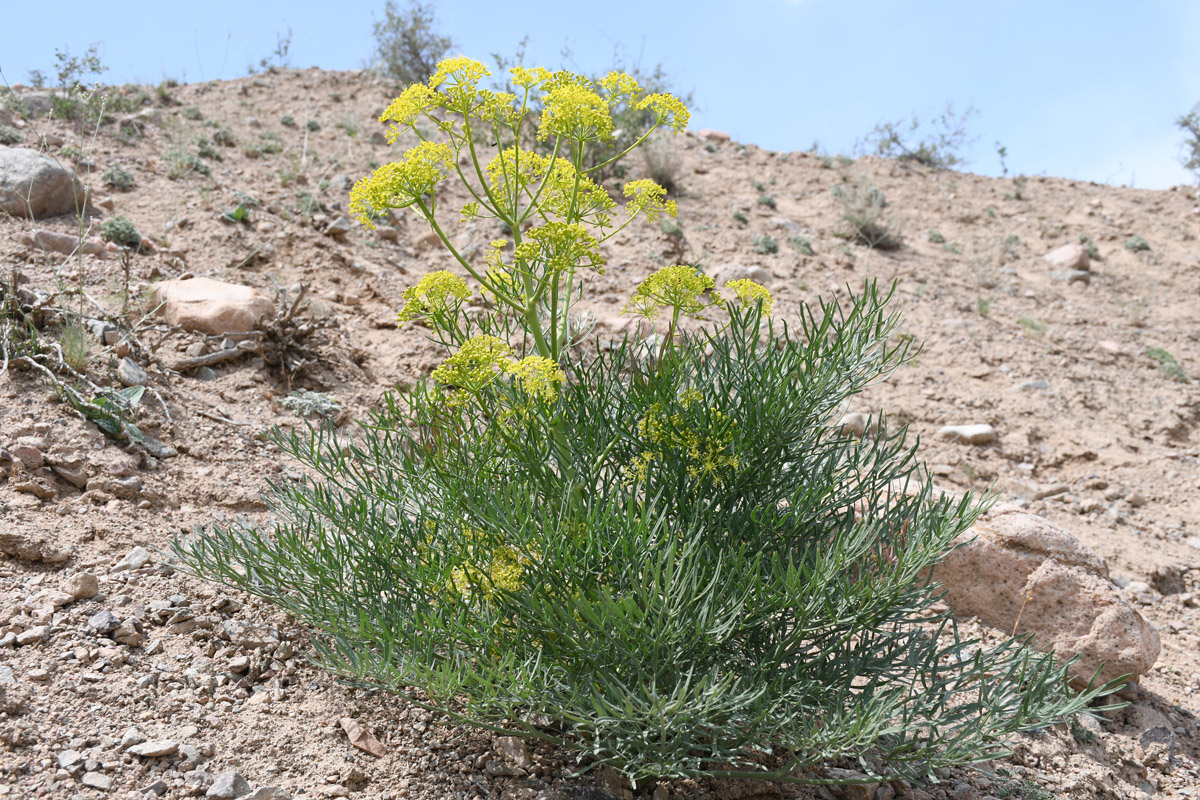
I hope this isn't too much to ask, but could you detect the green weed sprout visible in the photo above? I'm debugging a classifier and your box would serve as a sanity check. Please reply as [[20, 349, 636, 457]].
[[173, 55, 1115, 789]]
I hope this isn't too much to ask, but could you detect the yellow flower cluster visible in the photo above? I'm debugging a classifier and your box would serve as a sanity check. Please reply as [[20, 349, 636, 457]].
[[510, 65, 555, 89], [508, 356, 566, 403], [449, 542, 527, 603], [598, 71, 642, 100], [513, 222, 604, 274], [379, 83, 442, 142], [623, 179, 677, 223], [636, 93, 691, 133], [428, 56, 491, 90], [484, 147, 614, 224], [626, 396, 739, 484], [538, 83, 614, 143], [623, 265, 716, 320], [397, 270, 471, 325], [722, 279, 774, 316], [431, 335, 513, 400], [349, 140, 454, 227]]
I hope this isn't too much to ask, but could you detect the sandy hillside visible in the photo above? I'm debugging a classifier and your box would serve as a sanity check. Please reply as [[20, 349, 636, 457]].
[[1, 67, 1199, 800]]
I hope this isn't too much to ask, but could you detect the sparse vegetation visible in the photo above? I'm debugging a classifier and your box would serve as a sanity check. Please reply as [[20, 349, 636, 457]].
[[306, 119, 321, 132], [1079, 234, 1101, 261], [1178, 101, 1200, 180], [787, 235, 814, 256], [58, 318, 91, 372], [0, 125, 22, 145], [928, 230, 946, 244], [859, 103, 977, 169], [281, 114, 297, 128], [99, 216, 142, 249], [1147, 347, 1189, 382], [756, 193, 777, 209], [1124, 235, 1151, 253], [182, 106, 203, 120], [732, 210, 748, 225], [641, 133, 681, 193], [1019, 317, 1046, 334], [281, 390, 342, 418], [752, 233, 778, 254], [370, 0, 454, 85], [101, 164, 135, 191], [831, 180, 903, 250]]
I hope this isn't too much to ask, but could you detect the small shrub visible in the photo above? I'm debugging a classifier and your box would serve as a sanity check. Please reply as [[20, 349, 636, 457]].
[[58, 144, 83, 162], [281, 114, 297, 128], [1178, 101, 1200, 180], [182, 106, 203, 120], [196, 138, 222, 161], [1079, 234, 1101, 261], [102, 164, 135, 191], [928, 230, 945, 244], [1124, 235, 1151, 253], [256, 131, 283, 155], [1018, 317, 1046, 334], [173, 54, 1109, 791], [0, 125, 22, 145], [59, 319, 91, 372], [641, 133, 681, 193], [99, 216, 142, 249], [756, 194, 776, 209], [166, 147, 209, 178], [370, 0, 454, 84], [787, 235, 814, 256], [1003, 175, 1027, 201], [1147, 347, 1189, 382], [831, 180, 903, 250], [859, 103, 976, 169], [211, 125, 237, 147], [752, 233, 778, 254], [732, 210, 748, 225], [1000, 234, 1022, 263], [306, 119, 321, 132], [335, 113, 360, 138]]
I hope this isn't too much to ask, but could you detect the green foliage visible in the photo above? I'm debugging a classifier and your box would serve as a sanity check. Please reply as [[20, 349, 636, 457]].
[[787, 235, 814, 256], [1124, 234, 1151, 253], [1178, 101, 1200, 180], [281, 114, 297, 128], [859, 104, 976, 169], [756, 193, 777, 209], [58, 144, 83, 162], [222, 203, 250, 223], [335, 113, 361, 138], [58, 319, 91, 372], [306, 119, 321, 132], [173, 53, 1106, 789], [1079, 234, 1101, 262], [62, 383, 144, 443], [752, 233, 778, 254], [165, 145, 211, 179], [928, 230, 946, 244], [371, 0, 454, 85], [182, 106, 203, 120], [732, 210, 748, 225], [1147, 347, 1189, 383], [0, 125, 22, 145], [99, 216, 142, 249], [101, 164, 135, 191], [1018, 317, 1045, 334], [832, 180, 903, 250]]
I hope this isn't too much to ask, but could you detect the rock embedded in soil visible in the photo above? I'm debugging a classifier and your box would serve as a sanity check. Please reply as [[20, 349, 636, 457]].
[[938, 423, 997, 445], [246, 789, 292, 800], [150, 277, 275, 336], [936, 503, 1160, 686], [117, 356, 149, 387], [339, 716, 388, 757], [113, 545, 152, 572], [128, 739, 180, 757], [0, 147, 88, 218], [1043, 243, 1091, 271], [61, 571, 99, 600], [81, 771, 113, 791], [207, 771, 252, 799]]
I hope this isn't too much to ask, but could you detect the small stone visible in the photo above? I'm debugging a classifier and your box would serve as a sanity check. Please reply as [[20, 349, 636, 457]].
[[62, 572, 99, 601], [228, 655, 251, 673], [485, 760, 520, 777], [496, 736, 533, 770], [1125, 491, 1147, 508], [15, 625, 48, 645], [144, 780, 170, 797], [27, 668, 50, 681], [113, 617, 145, 647], [81, 771, 113, 791], [206, 771, 252, 799], [120, 727, 147, 750], [246, 789, 292, 800], [1053, 269, 1091, 285], [839, 412, 867, 438], [117, 357, 149, 387], [1014, 379, 1050, 391], [339, 717, 387, 757], [10, 442, 44, 469], [128, 739, 180, 758], [376, 225, 398, 242], [88, 610, 121, 635], [325, 216, 352, 238], [113, 546, 152, 572], [938, 424, 997, 445]]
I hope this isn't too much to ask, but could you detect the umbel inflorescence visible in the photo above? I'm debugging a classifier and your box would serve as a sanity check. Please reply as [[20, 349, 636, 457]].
[[174, 56, 1115, 788]]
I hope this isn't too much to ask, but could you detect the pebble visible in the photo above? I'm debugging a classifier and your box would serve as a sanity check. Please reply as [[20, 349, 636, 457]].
[[81, 772, 112, 791], [247, 789, 293, 800], [117, 357, 149, 387], [120, 727, 147, 750], [27, 668, 50, 681], [325, 216, 352, 238], [62, 572, 99, 601], [113, 546, 153, 572], [15, 625, 48, 645], [938, 424, 997, 445], [128, 739, 180, 758], [88, 610, 121, 634], [58, 749, 83, 768], [207, 771, 252, 799], [496, 735, 533, 769], [1014, 379, 1050, 391]]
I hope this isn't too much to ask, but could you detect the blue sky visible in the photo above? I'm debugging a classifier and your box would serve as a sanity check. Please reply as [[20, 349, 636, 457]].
[[4, 0, 1198, 188]]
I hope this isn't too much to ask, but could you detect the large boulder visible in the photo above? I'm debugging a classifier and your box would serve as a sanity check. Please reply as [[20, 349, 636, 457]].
[[0, 148, 87, 218], [936, 503, 1159, 687], [150, 278, 275, 336]]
